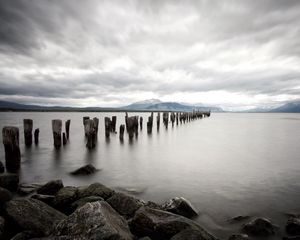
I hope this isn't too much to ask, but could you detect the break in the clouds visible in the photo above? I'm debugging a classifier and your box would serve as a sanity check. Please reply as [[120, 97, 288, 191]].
[[0, 0, 300, 109]]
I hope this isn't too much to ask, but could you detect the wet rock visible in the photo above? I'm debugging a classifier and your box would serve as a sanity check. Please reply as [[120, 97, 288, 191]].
[[0, 161, 4, 173], [11, 231, 40, 240], [161, 197, 198, 218], [286, 217, 300, 236], [37, 180, 64, 195], [51, 201, 133, 239], [130, 206, 217, 240], [0, 186, 13, 203], [31, 194, 55, 206], [4, 198, 66, 236], [18, 183, 42, 195], [53, 186, 79, 213], [70, 196, 104, 212], [106, 192, 144, 218], [228, 234, 250, 240], [70, 164, 97, 175], [78, 182, 114, 200], [243, 218, 276, 236], [144, 200, 163, 210], [0, 216, 5, 238], [0, 173, 19, 191], [171, 229, 216, 240]]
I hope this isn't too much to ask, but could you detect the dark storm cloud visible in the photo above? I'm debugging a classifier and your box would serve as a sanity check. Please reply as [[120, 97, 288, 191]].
[[0, 0, 300, 108]]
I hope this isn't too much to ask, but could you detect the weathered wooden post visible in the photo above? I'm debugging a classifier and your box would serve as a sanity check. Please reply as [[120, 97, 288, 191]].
[[163, 112, 169, 129], [65, 120, 71, 139], [111, 116, 117, 132], [83, 116, 89, 136], [170, 112, 175, 127], [104, 117, 111, 138], [125, 112, 128, 132], [86, 119, 96, 149], [23, 119, 33, 146], [139, 117, 143, 130], [147, 116, 152, 134], [127, 117, 134, 140], [176, 112, 179, 125], [62, 133, 67, 145], [2, 127, 21, 172], [157, 112, 160, 130], [119, 124, 125, 141], [93, 117, 99, 135], [52, 120, 62, 149], [133, 116, 139, 137], [34, 128, 39, 145]]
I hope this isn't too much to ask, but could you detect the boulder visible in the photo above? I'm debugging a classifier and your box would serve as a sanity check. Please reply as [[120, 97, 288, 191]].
[[0, 186, 13, 203], [78, 182, 114, 200], [70, 196, 104, 212], [130, 206, 217, 240], [11, 231, 39, 240], [70, 164, 97, 175], [242, 218, 276, 236], [37, 180, 64, 195], [228, 234, 250, 240], [4, 198, 66, 236], [31, 194, 55, 206], [18, 183, 42, 195], [0, 173, 19, 191], [286, 217, 300, 236], [0, 161, 4, 173], [161, 197, 198, 218], [106, 192, 143, 218], [51, 201, 133, 240], [53, 186, 79, 213]]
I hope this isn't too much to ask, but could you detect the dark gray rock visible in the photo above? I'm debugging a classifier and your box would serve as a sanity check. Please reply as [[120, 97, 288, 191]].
[[78, 182, 114, 200], [286, 217, 300, 236], [139, 237, 152, 240], [171, 229, 216, 240], [0, 173, 19, 191], [106, 192, 143, 218], [70, 196, 104, 212], [53, 186, 79, 214], [0, 216, 4, 238], [11, 231, 40, 240], [18, 183, 42, 195], [0, 186, 13, 203], [144, 201, 163, 210], [130, 206, 217, 240], [242, 218, 276, 236], [228, 234, 250, 240], [51, 201, 133, 239], [161, 197, 198, 218], [70, 164, 97, 175], [37, 180, 64, 195], [31, 194, 55, 206], [228, 216, 251, 223], [4, 198, 66, 236], [0, 161, 4, 173]]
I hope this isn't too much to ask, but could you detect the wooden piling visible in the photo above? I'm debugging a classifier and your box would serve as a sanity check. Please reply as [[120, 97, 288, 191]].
[[127, 117, 135, 140], [93, 117, 99, 135], [112, 116, 117, 132], [125, 112, 128, 132], [104, 117, 111, 138], [139, 117, 143, 130], [62, 133, 67, 145], [65, 120, 71, 139], [170, 112, 175, 127], [2, 127, 21, 172], [34, 128, 39, 145], [163, 112, 169, 128], [23, 119, 33, 146], [86, 119, 97, 149], [119, 124, 125, 141], [83, 117, 89, 136], [157, 112, 160, 130], [52, 120, 62, 149]]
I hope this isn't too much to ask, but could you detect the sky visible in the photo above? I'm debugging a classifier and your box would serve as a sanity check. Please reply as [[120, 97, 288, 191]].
[[0, 0, 300, 110]]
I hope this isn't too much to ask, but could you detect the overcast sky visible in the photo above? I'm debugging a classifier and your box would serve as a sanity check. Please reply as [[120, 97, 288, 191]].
[[0, 0, 300, 109]]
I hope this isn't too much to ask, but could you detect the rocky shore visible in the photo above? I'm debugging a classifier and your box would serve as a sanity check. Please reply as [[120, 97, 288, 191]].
[[0, 165, 300, 239]]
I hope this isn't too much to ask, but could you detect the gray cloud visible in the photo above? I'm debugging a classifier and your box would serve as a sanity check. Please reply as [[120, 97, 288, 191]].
[[0, 0, 300, 108]]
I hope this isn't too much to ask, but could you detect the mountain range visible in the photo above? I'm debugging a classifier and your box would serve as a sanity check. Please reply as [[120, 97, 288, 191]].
[[0, 99, 300, 112]]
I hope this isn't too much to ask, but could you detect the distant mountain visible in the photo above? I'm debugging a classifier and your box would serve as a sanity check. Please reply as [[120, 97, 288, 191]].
[[269, 101, 300, 113], [121, 99, 162, 110]]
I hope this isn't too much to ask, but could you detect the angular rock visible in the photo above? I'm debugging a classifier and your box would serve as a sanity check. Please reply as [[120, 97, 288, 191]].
[[107, 192, 143, 218], [144, 200, 163, 210], [130, 206, 217, 240], [4, 198, 66, 236], [70, 196, 104, 212], [51, 201, 133, 240], [78, 182, 114, 200], [0, 186, 13, 203], [243, 218, 276, 236], [53, 186, 79, 213], [162, 197, 198, 218], [286, 217, 300, 236], [70, 164, 97, 175], [0, 161, 4, 173], [37, 180, 64, 195], [31, 194, 55, 206], [228, 234, 250, 240], [11, 231, 40, 240], [18, 183, 42, 195], [0, 173, 19, 191]]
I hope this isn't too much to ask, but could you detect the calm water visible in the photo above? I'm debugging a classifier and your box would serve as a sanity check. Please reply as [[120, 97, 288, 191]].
[[0, 112, 300, 239]]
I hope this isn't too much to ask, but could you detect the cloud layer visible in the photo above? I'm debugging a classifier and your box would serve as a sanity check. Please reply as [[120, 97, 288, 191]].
[[0, 0, 300, 109]]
